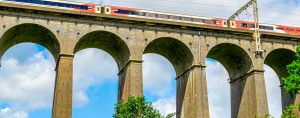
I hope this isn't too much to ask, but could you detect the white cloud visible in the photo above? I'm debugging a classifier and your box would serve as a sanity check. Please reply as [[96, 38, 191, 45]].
[[142, 54, 175, 97], [73, 90, 89, 108], [0, 43, 56, 118], [264, 65, 282, 118], [0, 108, 28, 118], [73, 48, 118, 108], [153, 97, 176, 117], [206, 59, 230, 118]]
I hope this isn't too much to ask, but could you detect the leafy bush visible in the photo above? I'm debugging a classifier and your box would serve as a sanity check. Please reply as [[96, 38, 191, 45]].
[[112, 95, 176, 118]]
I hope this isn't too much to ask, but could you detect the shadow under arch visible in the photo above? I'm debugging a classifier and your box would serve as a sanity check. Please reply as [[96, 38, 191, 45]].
[[264, 48, 297, 113], [206, 43, 253, 79], [73, 30, 130, 70], [206, 43, 254, 118], [143, 37, 194, 76], [0, 23, 60, 65]]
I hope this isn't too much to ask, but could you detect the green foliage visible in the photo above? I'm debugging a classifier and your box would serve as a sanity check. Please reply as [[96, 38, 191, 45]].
[[281, 103, 300, 118], [281, 45, 300, 117], [112, 95, 176, 118], [282, 45, 300, 99], [256, 114, 273, 118]]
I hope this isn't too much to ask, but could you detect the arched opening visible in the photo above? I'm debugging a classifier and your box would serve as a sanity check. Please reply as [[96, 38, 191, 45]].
[[143, 37, 194, 116], [0, 23, 59, 118], [264, 48, 297, 117], [73, 31, 130, 70], [143, 37, 194, 76], [0, 43, 56, 118], [263, 64, 282, 118], [0, 24, 60, 117], [205, 43, 254, 118], [0, 23, 60, 64], [72, 31, 130, 117], [206, 58, 230, 118], [142, 54, 176, 116]]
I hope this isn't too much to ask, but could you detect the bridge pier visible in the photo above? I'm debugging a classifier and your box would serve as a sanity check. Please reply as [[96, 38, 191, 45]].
[[176, 64, 209, 118], [230, 70, 269, 118], [52, 54, 74, 118], [117, 59, 143, 102]]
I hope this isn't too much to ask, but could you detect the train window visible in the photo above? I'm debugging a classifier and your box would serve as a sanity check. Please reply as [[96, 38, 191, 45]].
[[157, 14, 167, 19], [232, 22, 234, 26], [179, 17, 182, 20], [141, 12, 146, 16], [146, 13, 156, 17], [203, 19, 215, 24], [239, 23, 243, 27], [74, 5, 86, 9], [155, 14, 158, 17], [182, 17, 192, 21], [193, 18, 203, 23], [191, 18, 193, 21], [170, 16, 180, 20], [130, 11, 137, 15], [215, 21, 219, 24], [259, 25, 274, 30], [87, 6, 92, 10], [167, 15, 170, 19], [45, 1, 59, 6], [115, 9, 135, 15], [32, 0, 45, 4], [224, 22, 227, 25], [15, 0, 31, 2], [61, 3, 74, 8], [247, 24, 255, 28], [276, 27, 283, 30], [287, 29, 294, 31], [297, 30, 300, 32]]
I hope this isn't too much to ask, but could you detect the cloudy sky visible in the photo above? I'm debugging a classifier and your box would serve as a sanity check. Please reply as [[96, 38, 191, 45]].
[[0, 0, 299, 118]]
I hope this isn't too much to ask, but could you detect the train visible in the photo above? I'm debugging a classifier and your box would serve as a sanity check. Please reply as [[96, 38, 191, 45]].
[[1, 0, 300, 35]]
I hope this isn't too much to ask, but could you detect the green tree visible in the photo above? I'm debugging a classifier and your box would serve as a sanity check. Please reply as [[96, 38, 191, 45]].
[[282, 45, 300, 99], [112, 95, 176, 118], [281, 45, 300, 118]]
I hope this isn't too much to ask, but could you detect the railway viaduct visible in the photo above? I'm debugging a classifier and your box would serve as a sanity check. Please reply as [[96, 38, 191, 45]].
[[0, 2, 299, 118]]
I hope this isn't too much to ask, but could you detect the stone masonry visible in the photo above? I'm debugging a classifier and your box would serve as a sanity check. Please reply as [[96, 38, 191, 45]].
[[0, 2, 299, 118]]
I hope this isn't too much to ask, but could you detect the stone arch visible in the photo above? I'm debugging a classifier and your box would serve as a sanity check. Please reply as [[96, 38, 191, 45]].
[[0, 23, 60, 65], [264, 48, 297, 113], [205, 43, 254, 79], [205, 43, 261, 118], [143, 37, 194, 76], [73, 30, 130, 70], [264, 48, 296, 83]]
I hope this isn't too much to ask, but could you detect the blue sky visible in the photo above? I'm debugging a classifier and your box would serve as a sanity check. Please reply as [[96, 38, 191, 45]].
[[0, 0, 300, 118]]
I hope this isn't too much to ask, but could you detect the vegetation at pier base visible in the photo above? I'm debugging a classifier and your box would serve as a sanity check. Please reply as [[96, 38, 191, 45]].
[[254, 113, 273, 118], [282, 104, 300, 118], [281, 45, 300, 118], [112, 95, 176, 118]]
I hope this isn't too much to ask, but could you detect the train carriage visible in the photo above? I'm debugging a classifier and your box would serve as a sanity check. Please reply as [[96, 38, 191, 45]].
[[0, 0, 101, 13], [103, 5, 227, 27], [230, 20, 300, 35]]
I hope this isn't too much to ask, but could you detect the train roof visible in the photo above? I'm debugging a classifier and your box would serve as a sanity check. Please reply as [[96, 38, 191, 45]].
[[39, 0, 98, 5]]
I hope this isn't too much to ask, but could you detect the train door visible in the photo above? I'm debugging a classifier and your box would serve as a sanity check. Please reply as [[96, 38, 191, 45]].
[[103, 6, 111, 14], [95, 5, 101, 13]]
